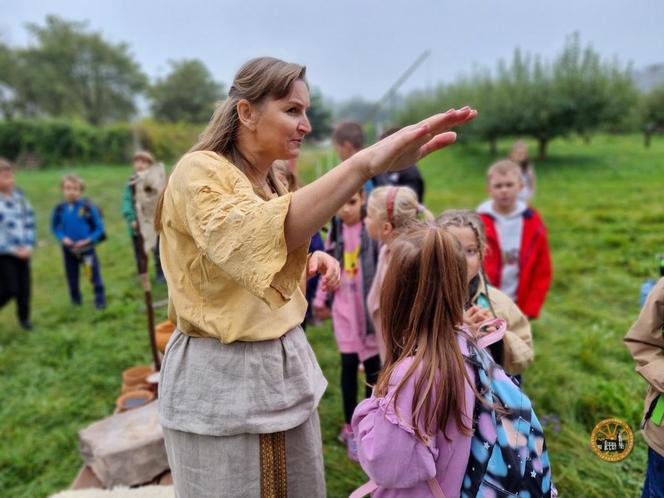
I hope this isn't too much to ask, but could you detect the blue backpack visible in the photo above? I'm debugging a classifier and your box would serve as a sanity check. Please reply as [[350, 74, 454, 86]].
[[461, 330, 556, 498]]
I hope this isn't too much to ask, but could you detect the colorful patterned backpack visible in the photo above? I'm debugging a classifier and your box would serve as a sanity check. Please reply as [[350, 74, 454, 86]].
[[460, 323, 556, 498]]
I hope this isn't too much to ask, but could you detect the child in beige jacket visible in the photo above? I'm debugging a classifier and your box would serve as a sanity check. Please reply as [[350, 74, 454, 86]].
[[438, 209, 534, 376], [624, 277, 664, 497]]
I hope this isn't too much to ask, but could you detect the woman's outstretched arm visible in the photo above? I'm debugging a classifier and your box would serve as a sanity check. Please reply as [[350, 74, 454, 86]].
[[285, 107, 477, 251]]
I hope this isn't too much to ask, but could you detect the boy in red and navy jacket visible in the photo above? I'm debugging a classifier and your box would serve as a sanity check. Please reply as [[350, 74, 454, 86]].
[[477, 160, 551, 319]]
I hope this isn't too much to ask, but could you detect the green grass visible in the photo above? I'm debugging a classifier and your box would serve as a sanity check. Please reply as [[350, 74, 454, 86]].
[[2, 136, 664, 497]]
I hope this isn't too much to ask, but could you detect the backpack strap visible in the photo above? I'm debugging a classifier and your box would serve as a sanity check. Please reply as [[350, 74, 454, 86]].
[[426, 479, 447, 498], [476, 318, 506, 349], [83, 199, 97, 232], [54, 202, 65, 226], [81, 198, 94, 215], [329, 216, 344, 260], [348, 480, 377, 498], [325, 217, 344, 308], [349, 479, 446, 498], [81, 198, 99, 230]]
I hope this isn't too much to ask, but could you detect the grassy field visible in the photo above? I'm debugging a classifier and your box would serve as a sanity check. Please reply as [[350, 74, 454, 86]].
[[1, 135, 664, 497]]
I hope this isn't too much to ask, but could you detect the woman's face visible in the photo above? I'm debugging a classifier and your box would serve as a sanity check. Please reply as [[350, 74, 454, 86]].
[[254, 80, 311, 160], [446, 226, 481, 283]]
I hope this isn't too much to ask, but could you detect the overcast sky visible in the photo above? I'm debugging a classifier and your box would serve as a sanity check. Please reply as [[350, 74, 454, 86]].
[[2, 0, 663, 101]]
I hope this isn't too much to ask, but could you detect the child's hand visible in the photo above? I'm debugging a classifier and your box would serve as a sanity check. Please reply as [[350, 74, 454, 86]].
[[63, 237, 73, 247], [131, 221, 138, 229], [15, 247, 32, 259], [463, 306, 493, 336], [313, 305, 331, 322], [308, 251, 341, 292], [74, 239, 91, 249]]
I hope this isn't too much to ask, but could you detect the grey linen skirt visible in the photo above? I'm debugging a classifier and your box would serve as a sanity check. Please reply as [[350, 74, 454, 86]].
[[159, 326, 328, 498]]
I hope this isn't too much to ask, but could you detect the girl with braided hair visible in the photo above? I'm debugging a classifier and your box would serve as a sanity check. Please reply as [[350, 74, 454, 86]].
[[437, 209, 534, 376]]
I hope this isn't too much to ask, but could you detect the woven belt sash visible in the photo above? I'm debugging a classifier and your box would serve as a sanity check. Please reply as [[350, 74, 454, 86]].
[[259, 432, 287, 498]]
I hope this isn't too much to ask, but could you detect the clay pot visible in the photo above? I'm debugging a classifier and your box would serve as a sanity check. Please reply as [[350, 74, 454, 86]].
[[116, 389, 155, 413], [155, 321, 176, 352], [121, 382, 150, 394], [121, 365, 154, 393]]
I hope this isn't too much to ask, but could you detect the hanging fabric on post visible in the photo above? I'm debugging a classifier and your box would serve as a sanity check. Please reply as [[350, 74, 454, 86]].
[[133, 162, 166, 254]]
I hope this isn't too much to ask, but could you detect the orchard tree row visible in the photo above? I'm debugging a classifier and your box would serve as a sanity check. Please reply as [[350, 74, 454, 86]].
[[395, 34, 664, 158]]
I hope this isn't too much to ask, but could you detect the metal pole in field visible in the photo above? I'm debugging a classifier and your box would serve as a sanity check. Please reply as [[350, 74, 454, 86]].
[[371, 49, 431, 130]]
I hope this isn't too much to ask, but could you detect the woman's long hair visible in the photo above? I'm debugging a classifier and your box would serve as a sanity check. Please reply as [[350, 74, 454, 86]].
[[155, 57, 307, 231], [374, 223, 473, 441]]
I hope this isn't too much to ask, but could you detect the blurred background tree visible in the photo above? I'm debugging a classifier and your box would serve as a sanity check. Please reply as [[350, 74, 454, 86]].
[[641, 83, 664, 147], [3, 16, 147, 124], [150, 59, 224, 124], [394, 34, 639, 159], [0, 17, 662, 165], [306, 87, 333, 141]]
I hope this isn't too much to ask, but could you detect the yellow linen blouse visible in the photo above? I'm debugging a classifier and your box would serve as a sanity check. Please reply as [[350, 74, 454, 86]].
[[160, 151, 308, 343]]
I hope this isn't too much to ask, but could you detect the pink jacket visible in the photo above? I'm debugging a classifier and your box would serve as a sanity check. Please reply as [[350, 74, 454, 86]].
[[352, 329, 503, 498], [314, 222, 379, 361]]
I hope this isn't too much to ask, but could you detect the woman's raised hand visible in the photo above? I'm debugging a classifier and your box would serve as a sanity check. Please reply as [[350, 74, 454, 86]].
[[357, 107, 477, 178], [284, 107, 476, 252]]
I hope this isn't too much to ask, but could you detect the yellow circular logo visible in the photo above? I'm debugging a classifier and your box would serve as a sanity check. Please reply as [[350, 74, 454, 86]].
[[590, 418, 634, 462]]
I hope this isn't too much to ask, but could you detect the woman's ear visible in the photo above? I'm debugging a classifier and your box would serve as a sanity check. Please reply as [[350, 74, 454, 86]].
[[237, 99, 257, 131]]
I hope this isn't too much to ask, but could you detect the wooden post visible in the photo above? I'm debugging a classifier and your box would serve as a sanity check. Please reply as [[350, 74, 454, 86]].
[[131, 183, 161, 372]]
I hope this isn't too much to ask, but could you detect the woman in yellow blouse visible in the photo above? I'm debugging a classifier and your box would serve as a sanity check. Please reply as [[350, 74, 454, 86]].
[[155, 56, 476, 498]]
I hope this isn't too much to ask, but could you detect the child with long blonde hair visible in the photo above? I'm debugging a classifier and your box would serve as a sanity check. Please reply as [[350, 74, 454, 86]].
[[364, 186, 433, 361], [437, 209, 534, 376]]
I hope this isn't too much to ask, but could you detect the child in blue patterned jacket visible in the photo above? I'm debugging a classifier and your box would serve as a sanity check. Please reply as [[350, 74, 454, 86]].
[[0, 159, 36, 330]]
